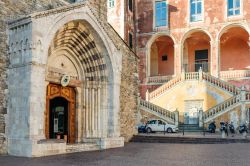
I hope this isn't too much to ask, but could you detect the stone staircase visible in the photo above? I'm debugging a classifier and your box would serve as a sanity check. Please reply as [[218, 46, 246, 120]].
[[66, 143, 100, 153], [139, 99, 177, 124], [142, 71, 248, 127], [148, 71, 240, 101], [179, 124, 204, 132]]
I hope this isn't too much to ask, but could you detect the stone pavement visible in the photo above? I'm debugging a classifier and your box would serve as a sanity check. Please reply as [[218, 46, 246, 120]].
[[1, 142, 250, 166]]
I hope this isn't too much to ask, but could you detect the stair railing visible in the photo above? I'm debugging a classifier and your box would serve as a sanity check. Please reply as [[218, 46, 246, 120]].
[[202, 72, 240, 95], [140, 99, 176, 121], [204, 95, 240, 122], [149, 75, 182, 100]]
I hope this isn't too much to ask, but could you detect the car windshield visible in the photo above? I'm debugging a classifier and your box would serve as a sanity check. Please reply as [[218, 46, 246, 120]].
[[147, 120, 157, 124]]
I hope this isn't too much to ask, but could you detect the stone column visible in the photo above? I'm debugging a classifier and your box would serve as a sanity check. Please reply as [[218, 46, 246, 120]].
[[174, 44, 182, 75], [240, 86, 247, 124], [199, 109, 203, 128], [85, 83, 89, 137], [174, 110, 179, 126], [97, 86, 101, 137], [91, 87, 95, 137], [100, 83, 108, 138], [210, 40, 220, 77]]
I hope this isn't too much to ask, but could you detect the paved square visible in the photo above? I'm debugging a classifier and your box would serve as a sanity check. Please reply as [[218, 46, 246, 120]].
[[1, 143, 250, 166]]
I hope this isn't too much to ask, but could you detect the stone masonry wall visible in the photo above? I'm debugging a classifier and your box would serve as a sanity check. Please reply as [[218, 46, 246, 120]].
[[0, 0, 68, 155], [119, 48, 139, 142]]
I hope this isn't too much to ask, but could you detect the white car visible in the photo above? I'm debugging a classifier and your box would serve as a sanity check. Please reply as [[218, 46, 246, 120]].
[[145, 119, 179, 133]]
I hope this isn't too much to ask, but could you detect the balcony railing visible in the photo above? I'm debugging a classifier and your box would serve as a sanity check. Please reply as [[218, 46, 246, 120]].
[[147, 75, 173, 84], [220, 70, 250, 80], [183, 62, 210, 73]]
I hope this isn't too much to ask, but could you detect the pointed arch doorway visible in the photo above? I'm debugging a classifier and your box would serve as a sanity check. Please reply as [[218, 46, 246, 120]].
[[45, 83, 76, 144]]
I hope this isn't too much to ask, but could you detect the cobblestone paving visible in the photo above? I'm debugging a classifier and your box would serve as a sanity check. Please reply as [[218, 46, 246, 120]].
[[1, 143, 250, 166]]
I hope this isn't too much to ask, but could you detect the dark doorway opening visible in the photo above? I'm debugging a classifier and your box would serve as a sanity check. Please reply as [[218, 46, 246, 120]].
[[195, 49, 208, 72], [49, 97, 69, 140]]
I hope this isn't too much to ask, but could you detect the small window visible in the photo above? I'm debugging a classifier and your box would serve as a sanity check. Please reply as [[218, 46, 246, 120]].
[[129, 33, 133, 49], [162, 55, 168, 61], [155, 1, 168, 27], [128, 0, 133, 12], [190, 0, 203, 22], [228, 0, 241, 16], [109, 0, 115, 8]]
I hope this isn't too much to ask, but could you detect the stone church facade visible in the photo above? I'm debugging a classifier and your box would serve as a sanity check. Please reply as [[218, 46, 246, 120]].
[[0, 0, 138, 157]]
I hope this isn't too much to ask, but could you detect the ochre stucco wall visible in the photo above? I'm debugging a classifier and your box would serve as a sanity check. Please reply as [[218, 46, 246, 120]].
[[149, 81, 232, 122]]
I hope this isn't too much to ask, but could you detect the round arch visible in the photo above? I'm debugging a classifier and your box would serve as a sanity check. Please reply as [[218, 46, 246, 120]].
[[180, 28, 213, 45], [180, 28, 213, 73], [218, 24, 250, 72], [146, 32, 176, 77], [41, 10, 121, 140], [217, 23, 250, 42]]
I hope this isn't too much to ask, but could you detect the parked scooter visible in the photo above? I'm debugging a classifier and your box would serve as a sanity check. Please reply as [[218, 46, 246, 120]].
[[229, 122, 235, 134], [239, 121, 248, 134], [220, 121, 228, 136], [208, 121, 216, 133]]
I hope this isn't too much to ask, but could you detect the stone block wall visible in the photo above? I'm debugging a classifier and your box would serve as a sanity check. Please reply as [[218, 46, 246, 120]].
[[119, 48, 139, 142], [0, 0, 68, 155]]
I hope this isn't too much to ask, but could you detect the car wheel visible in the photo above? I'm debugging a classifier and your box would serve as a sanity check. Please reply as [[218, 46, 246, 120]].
[[147, 127, 152, 133], [167, 128, 173, 133]]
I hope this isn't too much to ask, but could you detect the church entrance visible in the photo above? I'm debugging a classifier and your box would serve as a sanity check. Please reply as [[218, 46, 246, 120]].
[[46, 84, 76, 144], [49, 97, 68, 140]]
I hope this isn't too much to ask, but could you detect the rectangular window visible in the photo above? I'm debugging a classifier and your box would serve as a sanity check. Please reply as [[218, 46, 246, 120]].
[[109, 0, 115, 8], [190, 0, 203, 22], [129, 33, 133, 49], [155, 1, 168, 27], [228, 0, 240, 16], [195, 50, 208, 72], [128, 0, 133, 12]]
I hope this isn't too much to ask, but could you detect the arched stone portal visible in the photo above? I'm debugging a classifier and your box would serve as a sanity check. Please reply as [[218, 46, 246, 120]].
[[46, 20, 113, 142]]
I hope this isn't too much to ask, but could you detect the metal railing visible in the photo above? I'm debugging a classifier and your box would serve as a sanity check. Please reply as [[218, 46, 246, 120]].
[[183, 62, 210, 73]]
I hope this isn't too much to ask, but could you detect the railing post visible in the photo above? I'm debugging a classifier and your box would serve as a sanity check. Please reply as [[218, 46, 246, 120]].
[[240, 86, 247, 126], [146, 90, 149, 101], [199, 67, 203, 81], [199, 109, 203, 128], [174, 109, 179, 126], [181, 69, 185, 81], [240, 86, 246, 102]]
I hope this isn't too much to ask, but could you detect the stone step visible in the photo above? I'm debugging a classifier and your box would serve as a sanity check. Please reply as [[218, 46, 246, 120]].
[[131, 135, 250, 144], [66, 143, 100, 153]]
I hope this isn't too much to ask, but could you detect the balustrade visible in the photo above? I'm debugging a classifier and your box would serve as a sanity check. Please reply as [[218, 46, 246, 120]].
[[220, 70, 250, 80], [204, 95, 240, 120], [140, 99, 175, 121], [147, 75, 173, 84]]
